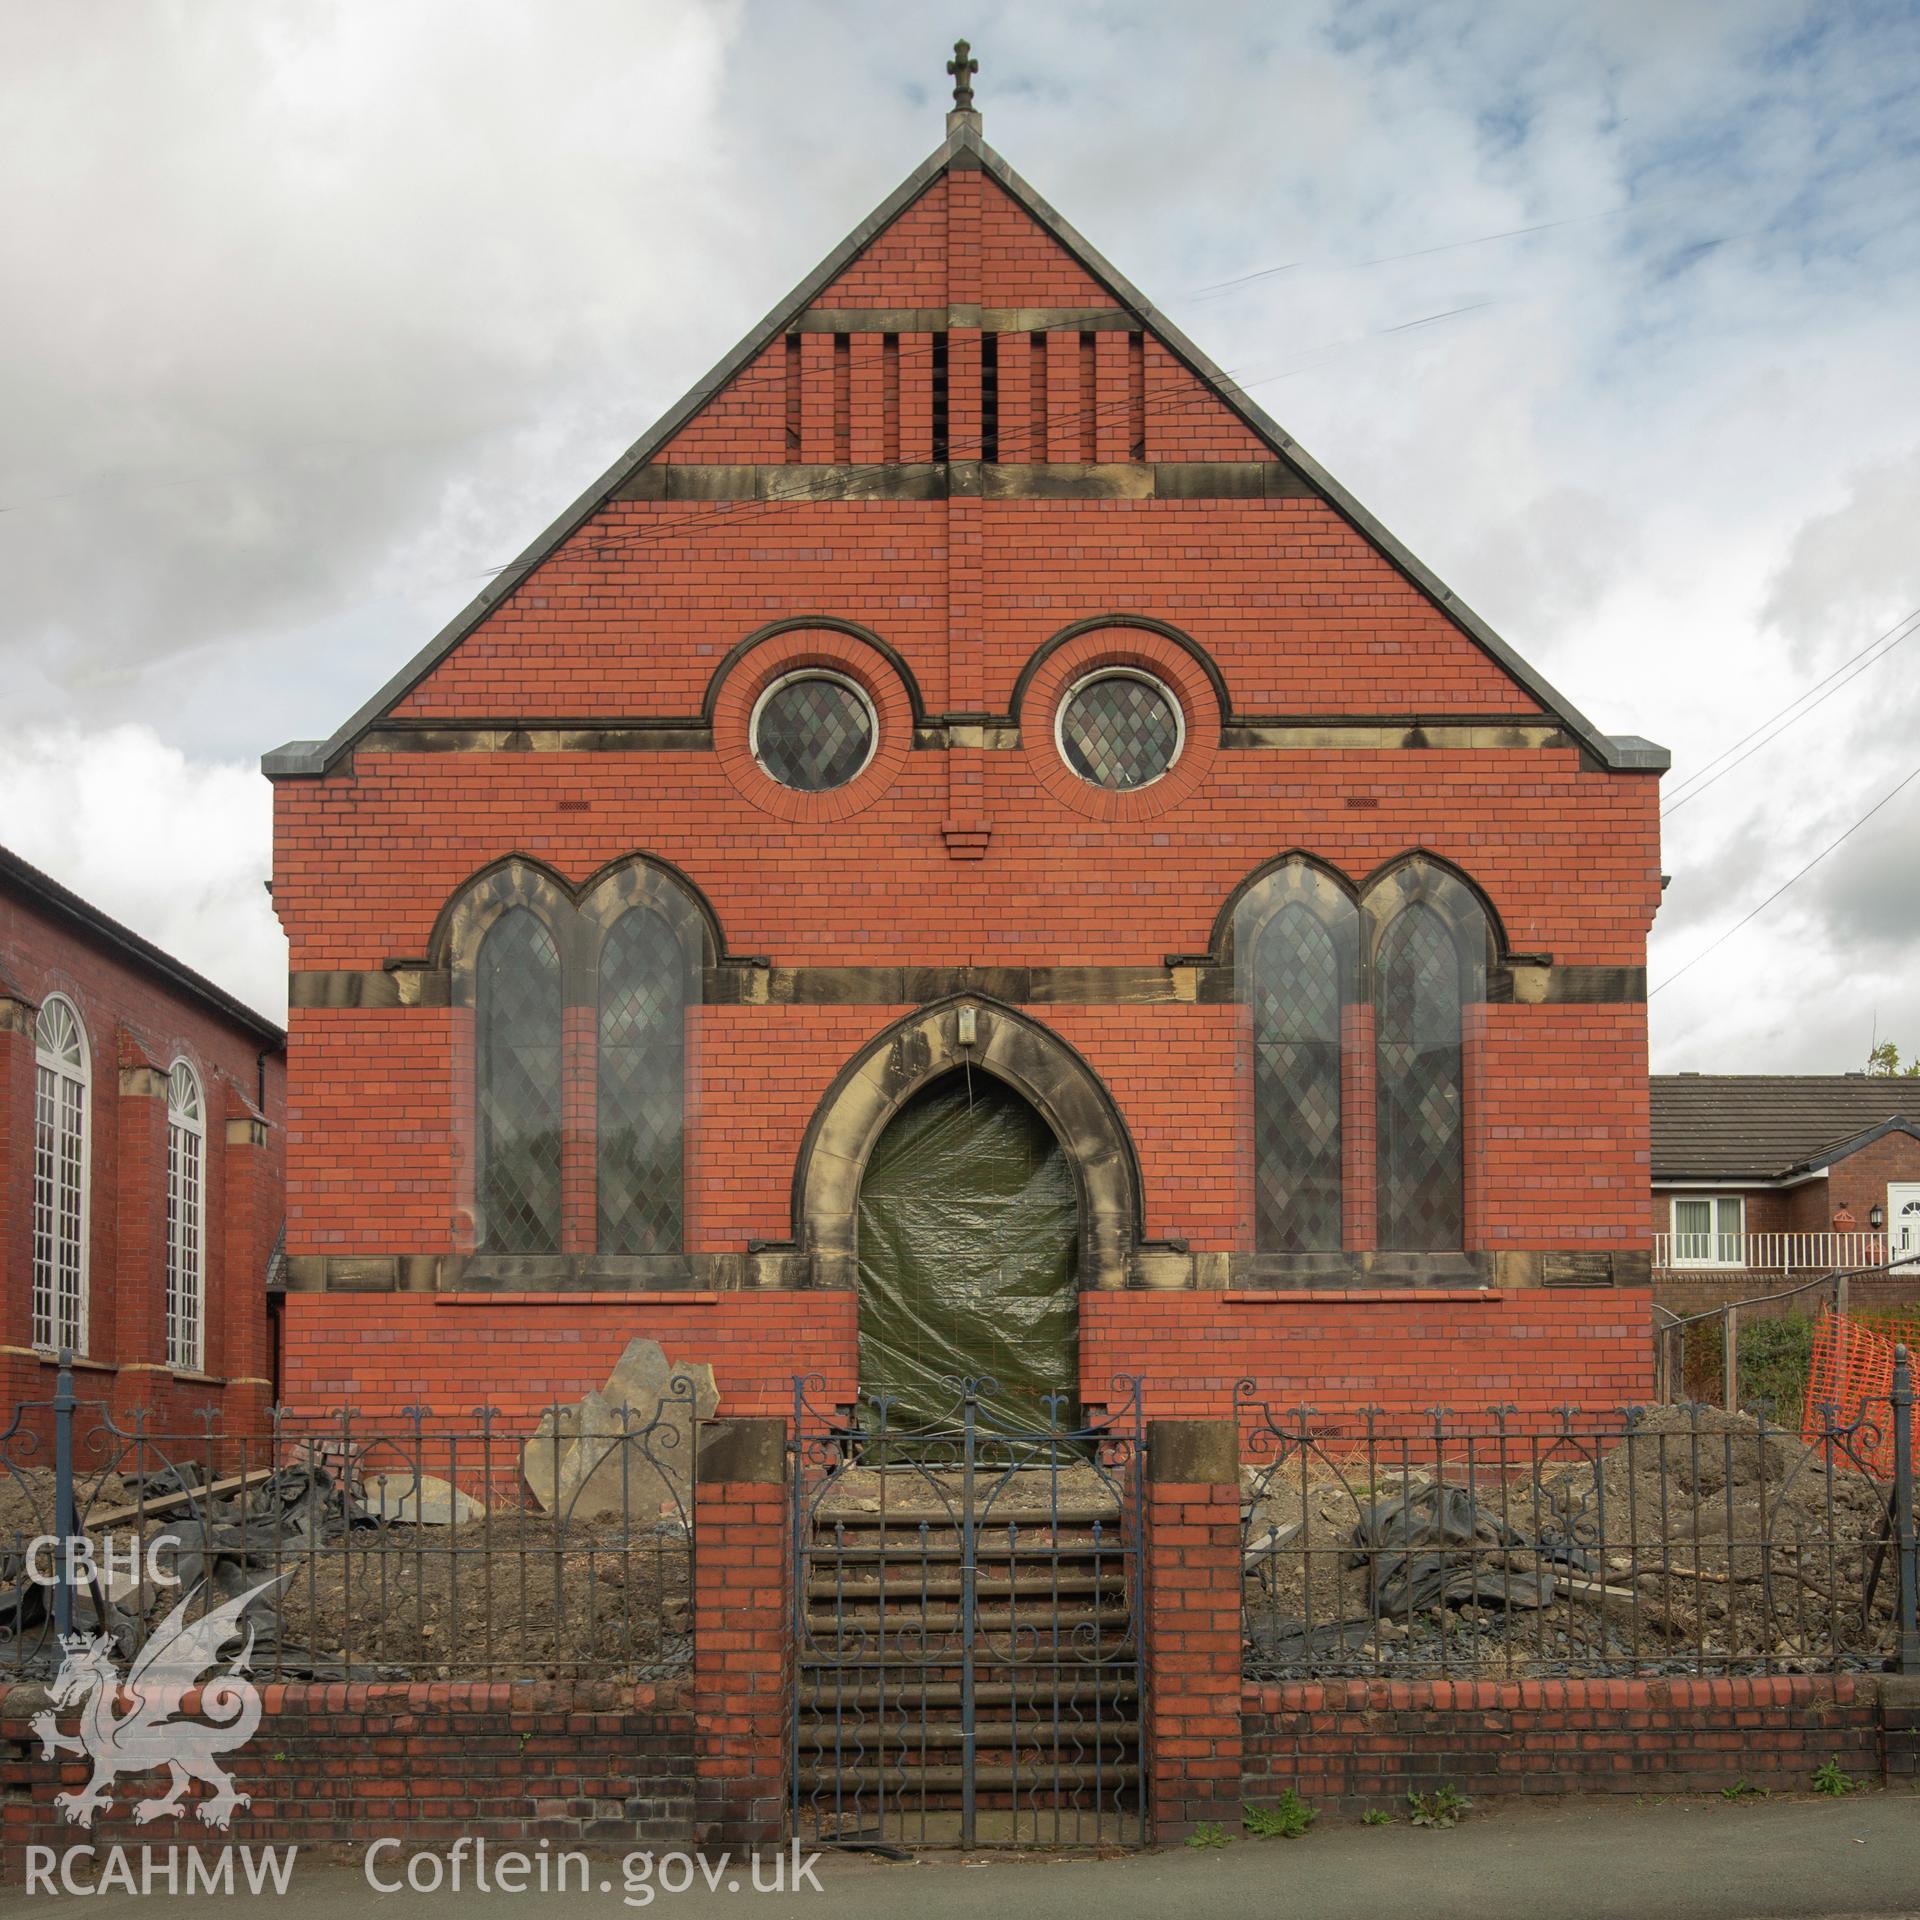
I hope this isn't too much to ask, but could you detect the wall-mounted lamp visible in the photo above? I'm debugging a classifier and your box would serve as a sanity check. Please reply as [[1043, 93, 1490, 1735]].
[[1870, 1202, 1885, 1231], [956, 1005, 978, 1049]]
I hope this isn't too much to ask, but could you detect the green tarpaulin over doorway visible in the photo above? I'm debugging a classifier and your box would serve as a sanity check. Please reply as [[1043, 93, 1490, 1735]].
[[855, 1069, 1079, 1435]]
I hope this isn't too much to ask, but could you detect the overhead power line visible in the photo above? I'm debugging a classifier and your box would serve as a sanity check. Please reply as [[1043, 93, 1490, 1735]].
[[1661, 603, 1920, 817], [1652, 759, 1920, 997]]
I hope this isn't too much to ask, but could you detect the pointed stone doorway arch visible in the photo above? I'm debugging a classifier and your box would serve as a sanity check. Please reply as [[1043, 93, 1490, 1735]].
[[791, 997, 1144, 1305]]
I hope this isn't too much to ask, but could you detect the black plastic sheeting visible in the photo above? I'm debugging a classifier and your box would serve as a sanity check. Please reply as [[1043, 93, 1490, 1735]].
[[856, 1070, 1079, 1435]]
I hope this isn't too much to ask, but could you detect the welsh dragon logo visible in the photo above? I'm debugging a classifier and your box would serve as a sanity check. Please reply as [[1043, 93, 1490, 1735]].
[[30, 1574, 286, 1831]]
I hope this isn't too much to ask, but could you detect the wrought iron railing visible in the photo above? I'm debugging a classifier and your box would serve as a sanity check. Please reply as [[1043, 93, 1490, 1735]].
[[0, 1362, 695, 1685], [1236, 1358, 1918, 1682]]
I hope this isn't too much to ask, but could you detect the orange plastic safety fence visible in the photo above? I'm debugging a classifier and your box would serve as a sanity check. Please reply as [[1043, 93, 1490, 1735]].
[[1800, 1305, 1920, 1477]]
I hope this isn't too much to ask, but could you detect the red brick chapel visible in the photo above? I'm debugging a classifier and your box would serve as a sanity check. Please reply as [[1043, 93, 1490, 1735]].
[[265, 80, 1664, 1437]]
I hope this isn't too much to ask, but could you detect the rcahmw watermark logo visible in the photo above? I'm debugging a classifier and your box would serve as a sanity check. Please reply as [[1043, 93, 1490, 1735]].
[[27, 1567, 285, 1830]]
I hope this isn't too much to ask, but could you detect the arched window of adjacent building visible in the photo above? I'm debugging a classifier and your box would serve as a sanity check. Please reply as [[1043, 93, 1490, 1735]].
[[165, 1059, 205, 1371], [1369, 865, 1489, 1251], [597, 906, 687, 1253], [32, 994, 90, 1354], [1236, 864, 1357, 1253], [474, 908, 564, 1254]]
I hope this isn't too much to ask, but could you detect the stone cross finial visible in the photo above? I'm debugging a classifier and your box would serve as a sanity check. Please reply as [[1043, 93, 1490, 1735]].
[[947, 39, 979, 114]]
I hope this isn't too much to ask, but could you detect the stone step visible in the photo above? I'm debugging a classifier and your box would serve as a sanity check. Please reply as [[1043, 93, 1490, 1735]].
[[802, 1607, 1134, 1642], [805, 1570, 1127, 1601], [802, 1807, 1139, 1848], [796, 1763, 1140, 1794], [806, 1678, 1140, 1711], [800, 1652, 1138, 1679], [796, 1720, 1141, 1753], [806, 1532, 1128, 1557], [814, 1503, 1119, 1529]]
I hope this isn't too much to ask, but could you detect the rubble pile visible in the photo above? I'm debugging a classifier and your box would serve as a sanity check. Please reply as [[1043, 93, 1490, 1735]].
[[0, 1340, 714, 1684], [1243, 1405, 1900, 1678]]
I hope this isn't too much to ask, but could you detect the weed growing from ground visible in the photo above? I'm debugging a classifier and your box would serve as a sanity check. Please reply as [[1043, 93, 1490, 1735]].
[[1406, 1784, 1472, 1829], [1243, 1790, 1316, 1839]]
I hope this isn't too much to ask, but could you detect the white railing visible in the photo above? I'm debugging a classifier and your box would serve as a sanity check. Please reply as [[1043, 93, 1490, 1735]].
[[1652, 1229, 1890, 1275]]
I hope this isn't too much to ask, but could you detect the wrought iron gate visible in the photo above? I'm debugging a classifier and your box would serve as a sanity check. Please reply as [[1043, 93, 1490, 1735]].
[[791, 1375, 1146, 1848]]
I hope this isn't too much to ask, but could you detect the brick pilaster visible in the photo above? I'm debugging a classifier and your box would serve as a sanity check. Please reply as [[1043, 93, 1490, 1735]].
[[221, 1097, 275, 1436], [1094, 331, 1131, 462], [111, 1033, 170, 1418], [1045, 328, 1081, 461], [1143, 1418, 1242, 1840], [692, 1416, 790, 1849]]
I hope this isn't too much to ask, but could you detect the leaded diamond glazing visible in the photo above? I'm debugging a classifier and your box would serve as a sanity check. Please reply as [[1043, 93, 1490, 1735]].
[[1375, 904, 1465, 1251], [1252, 905, 1343, 1251], [1059, 673, 1180, 790], [598, 908, 685, 1254], [476, 909, 563, 1254], [753, 675, 874, 792]]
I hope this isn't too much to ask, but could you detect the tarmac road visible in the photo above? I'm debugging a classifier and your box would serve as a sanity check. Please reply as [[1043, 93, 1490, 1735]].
[[21, 1792, 1920, 1918]]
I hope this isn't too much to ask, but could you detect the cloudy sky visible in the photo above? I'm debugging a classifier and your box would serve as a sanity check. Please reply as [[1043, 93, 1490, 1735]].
[[5, 1, 1919, 1069]]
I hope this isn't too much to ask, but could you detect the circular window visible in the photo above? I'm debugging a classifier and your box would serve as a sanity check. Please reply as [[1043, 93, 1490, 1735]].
[[749, 671, 878, 792], [1056, 669, 1184, 790]]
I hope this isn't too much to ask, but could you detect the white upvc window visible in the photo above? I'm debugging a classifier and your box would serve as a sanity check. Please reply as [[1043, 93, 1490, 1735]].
[[165, 1059, 206, 1372], [1670, 1194, 1745, 1267], [31, 994, 90, 1355]]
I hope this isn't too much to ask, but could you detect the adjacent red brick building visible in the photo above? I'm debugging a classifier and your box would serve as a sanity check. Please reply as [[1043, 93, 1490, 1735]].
[[266, 99, 1665, 1431], [1650, 1072, 1920, 1312], [0, 845, 284, 1430]]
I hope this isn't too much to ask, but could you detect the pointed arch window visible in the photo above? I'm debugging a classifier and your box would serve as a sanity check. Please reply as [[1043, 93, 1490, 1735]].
[[1372, 872, 1487, 1251], [165, 1060, 205, 1371], [1237, 864, 1357, 1253], [475, 908, 564, 1254], [597, 906, 687, 1253], [32, 995, 90, 1354]]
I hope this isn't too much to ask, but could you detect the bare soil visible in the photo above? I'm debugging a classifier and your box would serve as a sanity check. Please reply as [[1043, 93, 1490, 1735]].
[[1242, 1406, 1900, 1678], [3, 1463, 692, 1683]]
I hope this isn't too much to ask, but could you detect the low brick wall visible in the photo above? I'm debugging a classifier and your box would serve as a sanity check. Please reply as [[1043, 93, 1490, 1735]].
[[1242, 1675, 1887, 1808], [0, 1680, 692, 1882]]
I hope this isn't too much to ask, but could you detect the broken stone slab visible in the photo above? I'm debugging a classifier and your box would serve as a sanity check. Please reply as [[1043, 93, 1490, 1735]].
[[366, 1472, 488, 1527], [520, 1344, 721, 1525], [521, 1395, 605, 1516], [548, 1394, 688, 1526], [601, 1339, 719, 1430]]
